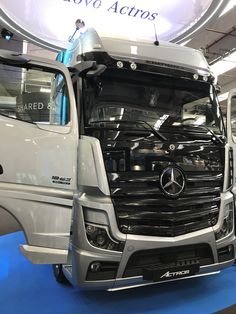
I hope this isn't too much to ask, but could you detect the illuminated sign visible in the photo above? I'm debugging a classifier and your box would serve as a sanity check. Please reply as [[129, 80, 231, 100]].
[[0, 0, 229, 51]]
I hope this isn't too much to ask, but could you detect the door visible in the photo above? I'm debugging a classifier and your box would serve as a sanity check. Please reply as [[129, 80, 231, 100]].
[[0, 50, 78, 264]]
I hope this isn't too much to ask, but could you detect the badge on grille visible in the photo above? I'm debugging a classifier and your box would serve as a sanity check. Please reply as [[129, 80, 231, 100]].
[[160, 166, 185, 197]]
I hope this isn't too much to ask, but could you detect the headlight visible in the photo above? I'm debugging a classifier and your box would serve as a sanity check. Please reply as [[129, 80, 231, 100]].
[[215, 202, 234, 240], [85, 223, 124, 252], [226, 148, 233, 190]]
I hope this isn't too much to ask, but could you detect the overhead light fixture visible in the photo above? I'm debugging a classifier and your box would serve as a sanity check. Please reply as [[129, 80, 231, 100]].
[[220, 0, 236, 16], [210, 50, 236, 76], [218, 92, 229, 102], [1, 28, 13, 41], [180, 39, 191, 46], [40, 87, 51, 93]]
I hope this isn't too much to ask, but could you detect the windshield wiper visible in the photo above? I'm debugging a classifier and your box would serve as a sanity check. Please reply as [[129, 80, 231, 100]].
[[136, 120, 168, 141], [178, 123, 224, 144], [198, 125, 224, 144], [179, 117, 224, 144], [89, 119, 167, 141]]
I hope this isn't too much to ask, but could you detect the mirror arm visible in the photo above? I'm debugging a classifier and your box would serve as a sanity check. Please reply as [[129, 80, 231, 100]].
[[70, 61, 106, 78]]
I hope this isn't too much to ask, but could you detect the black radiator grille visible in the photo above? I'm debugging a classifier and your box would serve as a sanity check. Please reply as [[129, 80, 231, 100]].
[[87, 127, 225, 237], [108, 171, 222, 237]]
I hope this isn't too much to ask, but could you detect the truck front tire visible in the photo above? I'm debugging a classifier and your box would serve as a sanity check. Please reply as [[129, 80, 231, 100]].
[[52, 264, 68, 283]]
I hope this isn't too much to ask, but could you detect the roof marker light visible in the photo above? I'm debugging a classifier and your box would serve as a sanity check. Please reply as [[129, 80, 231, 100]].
[[130, 62, 137, 70], [117, 61, 124, 68]]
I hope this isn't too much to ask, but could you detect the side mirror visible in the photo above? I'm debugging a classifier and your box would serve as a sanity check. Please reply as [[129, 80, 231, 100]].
[[72, 61, 106, 77], [86, 64, 107, 78]]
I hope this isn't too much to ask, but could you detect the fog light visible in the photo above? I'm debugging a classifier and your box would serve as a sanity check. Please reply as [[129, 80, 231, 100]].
[[215, 202, 234, 240], [85, 223, 124, 252], [218, 245, 235, 263], [228, 244, 234, 254], [90, 262, 101, 272]]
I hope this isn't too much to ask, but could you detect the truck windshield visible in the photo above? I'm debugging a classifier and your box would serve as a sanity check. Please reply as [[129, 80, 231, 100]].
[[84, 72, 223, 136]]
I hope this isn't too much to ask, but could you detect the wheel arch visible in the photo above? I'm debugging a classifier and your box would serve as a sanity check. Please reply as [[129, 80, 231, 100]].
[[0, 206, 24, 237]]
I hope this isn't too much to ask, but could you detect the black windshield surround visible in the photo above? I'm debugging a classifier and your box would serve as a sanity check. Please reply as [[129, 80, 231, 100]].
[[84, 69, 223, 138], [82, 68, 225, 237]]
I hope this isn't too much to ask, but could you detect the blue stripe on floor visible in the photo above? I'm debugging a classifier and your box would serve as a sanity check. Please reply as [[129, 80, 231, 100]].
[[0, 232, 235, 314]]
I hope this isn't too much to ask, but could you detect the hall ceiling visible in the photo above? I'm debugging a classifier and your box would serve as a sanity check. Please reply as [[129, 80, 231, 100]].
[[0, 2, 236, 98], [186, 5, 236, 95]]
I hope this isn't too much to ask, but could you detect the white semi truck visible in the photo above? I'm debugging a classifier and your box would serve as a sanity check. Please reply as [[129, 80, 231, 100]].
[[0, 27, 235, 290]]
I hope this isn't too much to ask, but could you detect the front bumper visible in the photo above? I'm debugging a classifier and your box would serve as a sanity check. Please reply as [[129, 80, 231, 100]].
[[70, 191, 236, 290], [71, 230, 235, 290]]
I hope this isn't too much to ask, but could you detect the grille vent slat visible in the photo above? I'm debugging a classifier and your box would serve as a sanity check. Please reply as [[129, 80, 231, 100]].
[[108, 171, 222, 237]]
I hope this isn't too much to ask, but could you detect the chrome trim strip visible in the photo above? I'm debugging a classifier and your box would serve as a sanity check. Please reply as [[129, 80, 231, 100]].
[[108, 271, 220, 291]]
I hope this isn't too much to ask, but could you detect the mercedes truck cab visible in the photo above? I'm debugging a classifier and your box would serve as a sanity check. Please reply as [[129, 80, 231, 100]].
[[0, 27, 235, 290]]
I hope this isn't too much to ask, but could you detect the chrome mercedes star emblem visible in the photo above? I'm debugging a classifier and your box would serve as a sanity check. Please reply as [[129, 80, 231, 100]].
[[160, 167, 185, 197]]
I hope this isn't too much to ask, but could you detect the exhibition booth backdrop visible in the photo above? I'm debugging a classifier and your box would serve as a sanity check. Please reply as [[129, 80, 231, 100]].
[[0, 0, 230, 51]]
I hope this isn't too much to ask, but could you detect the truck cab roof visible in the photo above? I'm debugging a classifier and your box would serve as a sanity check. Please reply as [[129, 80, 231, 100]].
[[65, 27, 211, 78]]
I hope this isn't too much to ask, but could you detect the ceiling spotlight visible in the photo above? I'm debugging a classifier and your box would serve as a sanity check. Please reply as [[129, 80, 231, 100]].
[[1, 28, 13, 41]]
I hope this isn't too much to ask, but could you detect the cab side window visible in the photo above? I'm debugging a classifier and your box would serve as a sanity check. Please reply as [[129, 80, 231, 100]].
[[0, 64, 70, 125]]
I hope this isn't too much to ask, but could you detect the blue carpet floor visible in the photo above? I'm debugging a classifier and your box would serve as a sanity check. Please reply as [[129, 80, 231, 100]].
[[0, 232, 235, 314]]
